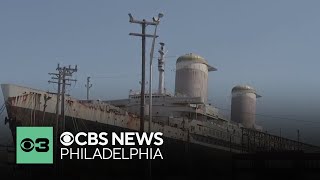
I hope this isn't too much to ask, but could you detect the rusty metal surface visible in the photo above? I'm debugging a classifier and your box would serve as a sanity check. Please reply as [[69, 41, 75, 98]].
[[2, 84, 320, 153]]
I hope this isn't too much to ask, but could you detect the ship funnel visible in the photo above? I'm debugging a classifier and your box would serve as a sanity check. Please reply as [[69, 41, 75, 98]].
[[231, 85, 261, 129], [174, 53, 216, 103]]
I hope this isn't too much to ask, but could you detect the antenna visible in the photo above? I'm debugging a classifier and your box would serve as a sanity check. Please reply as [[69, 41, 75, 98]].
[[85, 76, 93, 100]]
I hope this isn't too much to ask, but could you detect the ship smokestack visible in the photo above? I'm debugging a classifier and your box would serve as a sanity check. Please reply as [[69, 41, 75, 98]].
[[174, 53, 216, 103], [231, 85, 261, 129]]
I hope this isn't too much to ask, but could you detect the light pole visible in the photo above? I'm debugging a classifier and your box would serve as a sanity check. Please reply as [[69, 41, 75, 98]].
[[129, 13, 163, 178], [129, 13, 160, 133], [149, 13, 164, 133]]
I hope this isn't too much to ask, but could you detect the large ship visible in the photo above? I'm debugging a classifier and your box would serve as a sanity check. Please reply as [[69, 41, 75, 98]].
[[2, 51, 320, 177]]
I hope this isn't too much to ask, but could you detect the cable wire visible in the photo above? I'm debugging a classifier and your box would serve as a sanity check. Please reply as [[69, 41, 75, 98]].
[[91, 73, 141, 79]]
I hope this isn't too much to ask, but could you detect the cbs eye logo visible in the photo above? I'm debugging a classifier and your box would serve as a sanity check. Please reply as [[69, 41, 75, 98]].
[[20, 138, 49, 152], [60, 132, 74, 146]]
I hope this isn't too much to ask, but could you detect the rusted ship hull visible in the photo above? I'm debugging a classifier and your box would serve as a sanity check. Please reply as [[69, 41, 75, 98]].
[[3, 84, 320, 178], [2, 84, 247, 152], [1, 84, 235, 177], [4, 107, 235, 177]]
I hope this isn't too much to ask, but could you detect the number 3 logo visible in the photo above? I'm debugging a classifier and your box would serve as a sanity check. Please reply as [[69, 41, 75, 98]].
[[35, 138, 49, 152]]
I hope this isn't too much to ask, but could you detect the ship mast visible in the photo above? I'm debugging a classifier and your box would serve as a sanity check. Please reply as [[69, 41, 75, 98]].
[[85, 76, 93, 100], [158, 42, 165, 94]]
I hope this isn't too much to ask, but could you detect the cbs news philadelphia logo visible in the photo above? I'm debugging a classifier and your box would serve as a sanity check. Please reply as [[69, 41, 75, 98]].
[[16, 127, 53, 164]]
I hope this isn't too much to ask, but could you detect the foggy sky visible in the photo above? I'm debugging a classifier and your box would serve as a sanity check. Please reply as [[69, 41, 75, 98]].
[[0, 0, 320, 145]]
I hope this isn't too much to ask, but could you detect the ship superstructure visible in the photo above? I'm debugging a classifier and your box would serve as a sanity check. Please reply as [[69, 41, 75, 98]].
[[2, 51, 319, 154]]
